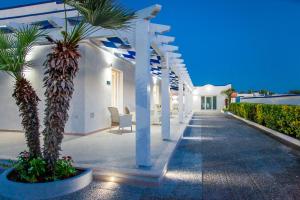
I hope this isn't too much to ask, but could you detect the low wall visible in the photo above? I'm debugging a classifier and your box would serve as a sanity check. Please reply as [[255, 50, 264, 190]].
[[240, 95, 300, 105]]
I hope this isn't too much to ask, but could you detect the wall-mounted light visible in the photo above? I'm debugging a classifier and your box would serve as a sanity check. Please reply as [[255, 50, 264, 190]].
[[104, 50, 115, 65], [152, 76, 158, 85]]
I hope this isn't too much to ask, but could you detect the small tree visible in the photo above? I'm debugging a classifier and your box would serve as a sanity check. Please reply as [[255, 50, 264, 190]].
[[0, 26, 45, 158], [221, 88, 235, 108]]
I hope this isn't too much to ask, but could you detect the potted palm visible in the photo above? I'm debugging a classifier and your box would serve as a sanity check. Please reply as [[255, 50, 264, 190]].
[[0, 0, 135, 199], [0, 25, 92, 200]]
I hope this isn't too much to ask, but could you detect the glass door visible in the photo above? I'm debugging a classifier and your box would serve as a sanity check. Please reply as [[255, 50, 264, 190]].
[[206, 97, 212, 110], [201, 96, 217, 110]]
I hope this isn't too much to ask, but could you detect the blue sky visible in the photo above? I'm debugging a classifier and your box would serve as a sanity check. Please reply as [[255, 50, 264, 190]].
[[2, 0, 300, 93]]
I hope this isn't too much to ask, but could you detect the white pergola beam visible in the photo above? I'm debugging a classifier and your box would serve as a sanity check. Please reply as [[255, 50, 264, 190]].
[[160, 45, 178, 52], [170, 59, 184, 65], [175, 64, 186, 68], [150, 23, 170, 34], [155, 35, 175, 44], [168, 52, 181, 59], [136, 4, 162, 20]]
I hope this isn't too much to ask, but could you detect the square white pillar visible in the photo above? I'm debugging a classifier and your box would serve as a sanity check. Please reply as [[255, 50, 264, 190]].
[[135, 19, 151, 167], [161, 66, 170, 140], [178, 79, 184, 123]]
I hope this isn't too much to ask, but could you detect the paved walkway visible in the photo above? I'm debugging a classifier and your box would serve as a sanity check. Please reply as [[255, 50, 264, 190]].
[[2, 112, 300, 200], [190, 112, 300, 200]]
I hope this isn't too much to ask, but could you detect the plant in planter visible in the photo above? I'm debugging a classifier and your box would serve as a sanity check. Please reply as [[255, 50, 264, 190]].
[[0, 26, 45, 158], [221, 88, 236, 108], [43, 0, 135, 174], [0, 152, 92, 200], [1, 2, 135, 198], [10, 151, 77, 183]]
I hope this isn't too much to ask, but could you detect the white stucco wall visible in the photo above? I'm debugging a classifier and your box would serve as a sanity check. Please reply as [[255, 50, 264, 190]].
[[0, 74, 22, 130], [192, 84, 231, 111], [81, 43, 136, 133], [240, 96, 300, 105], [0, 42, 136, 134]]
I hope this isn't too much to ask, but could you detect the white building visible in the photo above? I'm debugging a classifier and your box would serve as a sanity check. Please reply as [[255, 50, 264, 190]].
[[193, 84, 232, 112], [0, 1, 194, 168], [240, 95, 300, 105]]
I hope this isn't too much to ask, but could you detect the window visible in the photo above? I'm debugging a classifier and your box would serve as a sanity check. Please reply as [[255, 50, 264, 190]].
[[213, 96, 217, 110], [201, 96, 205, 110]]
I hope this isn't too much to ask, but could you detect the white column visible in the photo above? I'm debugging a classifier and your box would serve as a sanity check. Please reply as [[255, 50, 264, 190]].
[[189, 89, 192, 114], [178, 78, 184, 123], [185, 88, 189, 116], [135, 19, 151, 167], [161, 59, 170, 140], [189, 88, 192, 114], [187, 89, 192, 114], [183, 83, 187, 117]]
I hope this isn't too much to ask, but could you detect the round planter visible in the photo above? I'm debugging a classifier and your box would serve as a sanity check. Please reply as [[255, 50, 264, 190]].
[[0, 168, 92, 200]]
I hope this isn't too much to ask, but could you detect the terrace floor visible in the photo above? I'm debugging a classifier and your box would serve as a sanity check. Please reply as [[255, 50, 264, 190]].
[[0, 115, 189, 182]]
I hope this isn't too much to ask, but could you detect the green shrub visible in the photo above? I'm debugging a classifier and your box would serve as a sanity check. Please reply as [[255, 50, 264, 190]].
[[229, 103, 300, 138], [12, 151, 76, 183]]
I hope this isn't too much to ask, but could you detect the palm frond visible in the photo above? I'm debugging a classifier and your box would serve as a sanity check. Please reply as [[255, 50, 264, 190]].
[[65, 0, 135, 29], [0, 26, 45, 79], [65, 21, 97, 46], [15, 25, 46, 58], [0, 32, 14, 50]]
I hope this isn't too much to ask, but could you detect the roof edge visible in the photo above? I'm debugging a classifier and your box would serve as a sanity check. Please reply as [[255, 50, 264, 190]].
[[0, 0, 62, 11]]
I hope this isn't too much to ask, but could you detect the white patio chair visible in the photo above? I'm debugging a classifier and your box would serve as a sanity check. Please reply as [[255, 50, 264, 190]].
[[125, 106, 136, 124], [108, 107, 132, 132]]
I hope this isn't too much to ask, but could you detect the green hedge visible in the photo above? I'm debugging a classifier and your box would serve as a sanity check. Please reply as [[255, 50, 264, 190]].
[[228, 103, 300, 138]]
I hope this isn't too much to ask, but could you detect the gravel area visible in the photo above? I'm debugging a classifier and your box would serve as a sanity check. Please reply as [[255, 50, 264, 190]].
[[2, 112, 300, 200]]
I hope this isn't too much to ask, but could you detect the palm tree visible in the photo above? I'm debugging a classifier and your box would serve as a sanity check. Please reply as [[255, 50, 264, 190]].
[[0, 26, 45, 158], [43, 0, 135, 172], [221, 88, 236, 108]]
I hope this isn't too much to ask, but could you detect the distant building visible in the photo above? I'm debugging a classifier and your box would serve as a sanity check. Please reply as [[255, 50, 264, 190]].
[[193, 84, 231, 112], [240, 94, 300, 105]]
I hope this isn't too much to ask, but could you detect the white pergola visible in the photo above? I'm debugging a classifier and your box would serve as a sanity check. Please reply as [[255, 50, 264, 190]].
[[0, 3, 194, 168]]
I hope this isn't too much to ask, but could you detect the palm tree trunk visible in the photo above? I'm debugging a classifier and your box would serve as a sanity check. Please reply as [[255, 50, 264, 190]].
[[13, 77, 41, 158], [43, 42, 80, 172]]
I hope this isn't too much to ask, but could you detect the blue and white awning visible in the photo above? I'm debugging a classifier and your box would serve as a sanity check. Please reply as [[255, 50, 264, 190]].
[[99, 37, 179, 90]]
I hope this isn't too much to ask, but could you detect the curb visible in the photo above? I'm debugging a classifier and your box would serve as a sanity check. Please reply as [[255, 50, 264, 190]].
[[0, 168, 92, 200], [226, 112, 300, 150]]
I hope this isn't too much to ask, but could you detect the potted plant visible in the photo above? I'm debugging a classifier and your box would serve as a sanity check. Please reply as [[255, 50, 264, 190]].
[[0, 25, 92, 199], [0, 0, 134, 199]]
